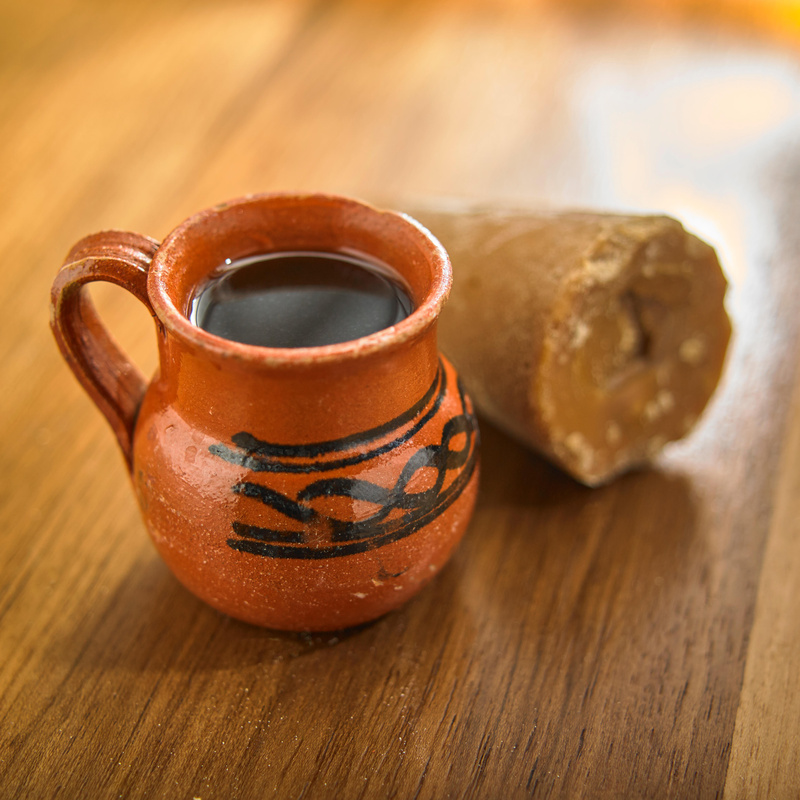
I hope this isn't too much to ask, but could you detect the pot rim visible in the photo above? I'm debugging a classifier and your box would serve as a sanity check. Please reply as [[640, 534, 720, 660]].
[[147, 192, 451, 367]]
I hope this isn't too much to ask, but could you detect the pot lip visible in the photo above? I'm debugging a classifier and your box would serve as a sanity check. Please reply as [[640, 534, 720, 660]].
[[147, 192, 451, 367]]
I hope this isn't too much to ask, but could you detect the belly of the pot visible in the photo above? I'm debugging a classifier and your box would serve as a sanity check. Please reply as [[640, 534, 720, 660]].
[[131, 360, 480, 631]]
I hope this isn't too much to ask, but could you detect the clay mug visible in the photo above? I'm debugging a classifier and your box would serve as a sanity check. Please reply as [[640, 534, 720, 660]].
[[50, 193, 480, 631]]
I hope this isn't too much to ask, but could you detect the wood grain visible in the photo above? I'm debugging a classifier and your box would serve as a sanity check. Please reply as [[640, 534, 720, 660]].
[[2, 1, 799, 797], [723, 348, 800, 799]]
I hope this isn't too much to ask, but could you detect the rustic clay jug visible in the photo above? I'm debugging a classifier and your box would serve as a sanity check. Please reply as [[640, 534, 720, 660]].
[[50, 193, 480, 631]]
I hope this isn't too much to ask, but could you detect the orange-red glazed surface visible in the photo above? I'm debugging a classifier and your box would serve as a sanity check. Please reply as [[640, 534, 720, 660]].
[[50, 194, 479, 631]]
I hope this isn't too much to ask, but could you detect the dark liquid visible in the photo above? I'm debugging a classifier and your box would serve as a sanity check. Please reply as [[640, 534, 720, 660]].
[[191, 251, 414, 348]]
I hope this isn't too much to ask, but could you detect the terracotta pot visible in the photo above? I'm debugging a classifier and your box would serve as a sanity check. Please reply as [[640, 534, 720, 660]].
[[50, 193, 480, 631]]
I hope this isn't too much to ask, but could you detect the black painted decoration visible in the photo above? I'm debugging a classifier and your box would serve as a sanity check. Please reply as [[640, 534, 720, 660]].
[[209, 363, 479, 559]]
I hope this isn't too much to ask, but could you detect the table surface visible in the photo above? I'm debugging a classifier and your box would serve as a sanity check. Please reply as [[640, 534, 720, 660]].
[[2, 1, 799, 797]]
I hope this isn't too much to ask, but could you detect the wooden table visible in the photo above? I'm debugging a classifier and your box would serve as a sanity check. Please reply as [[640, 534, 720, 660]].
[[2, 1, 799, 797]]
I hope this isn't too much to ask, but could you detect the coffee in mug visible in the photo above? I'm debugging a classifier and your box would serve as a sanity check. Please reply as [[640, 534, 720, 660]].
[[191, 250, 414, 348]]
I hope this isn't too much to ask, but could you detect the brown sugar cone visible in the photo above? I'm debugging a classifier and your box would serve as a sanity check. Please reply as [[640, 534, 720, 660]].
[[402, 201, 732, 486]]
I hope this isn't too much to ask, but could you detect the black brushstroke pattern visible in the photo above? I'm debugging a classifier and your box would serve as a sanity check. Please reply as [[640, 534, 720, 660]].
[[209, 363, 445, 474], [211, 373, 478, 559]]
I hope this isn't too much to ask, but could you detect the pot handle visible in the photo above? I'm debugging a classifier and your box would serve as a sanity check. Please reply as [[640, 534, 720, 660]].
[[50, 231, 161, 470]]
